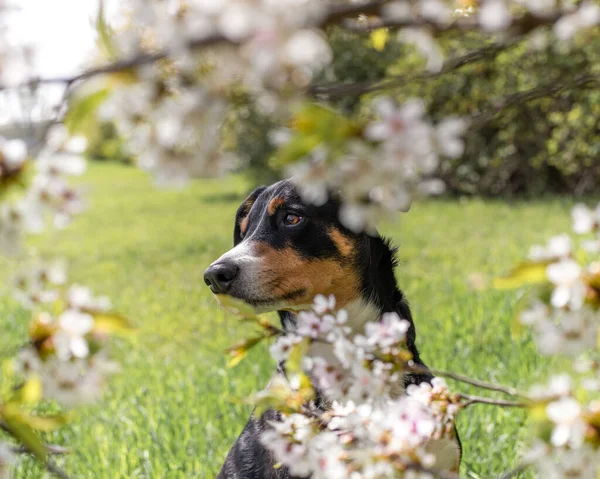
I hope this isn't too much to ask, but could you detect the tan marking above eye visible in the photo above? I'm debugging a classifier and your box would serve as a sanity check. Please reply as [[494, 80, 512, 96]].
[[253, 242, 361, 308], [329, 228, 355, 257], [267, 197, 285, 216]]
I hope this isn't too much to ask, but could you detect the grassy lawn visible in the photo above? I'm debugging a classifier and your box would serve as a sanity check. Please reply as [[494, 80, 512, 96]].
[[3, 162, 577, 478]]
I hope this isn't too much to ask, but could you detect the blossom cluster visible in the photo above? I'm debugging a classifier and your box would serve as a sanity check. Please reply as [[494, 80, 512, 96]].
[[11, 262, 119, 406], [289, 97, 466, 233], [498, 202, 600, 475], [95, 0, 600, 230], [518, 203, 600, 358], [523, 373, 600, 478], [0, 126, 87, 255], [261, 296, 460, 477], [100, 0, 333, 187]]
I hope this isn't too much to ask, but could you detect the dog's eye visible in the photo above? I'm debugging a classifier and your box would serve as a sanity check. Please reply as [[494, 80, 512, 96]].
[[283, 213, 303, 226]]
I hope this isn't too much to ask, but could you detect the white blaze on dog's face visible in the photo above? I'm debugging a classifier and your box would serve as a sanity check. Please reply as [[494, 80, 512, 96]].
[[203, 180, 365, 313]]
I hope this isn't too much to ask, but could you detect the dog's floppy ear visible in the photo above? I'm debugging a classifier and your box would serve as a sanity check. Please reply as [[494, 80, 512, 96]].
[[233, 186, 267, 245]]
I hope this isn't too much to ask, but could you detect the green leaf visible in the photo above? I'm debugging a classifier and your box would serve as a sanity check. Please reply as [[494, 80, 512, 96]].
[[19, 413, 69, 432], [1, 406, 47, 461], [95, 0, 118, 60], [285, 338, 313, 401], [492, 261, 549, 290], [286, 338, 310, 378], [64, 88, 111, 135], [215, 295, 259, 319], [92, 312, 136, 336], [370, 28, 389, 52], [270, 103, 359, 169], [225, 335, 266, 368], [14, 376, 43, 405]]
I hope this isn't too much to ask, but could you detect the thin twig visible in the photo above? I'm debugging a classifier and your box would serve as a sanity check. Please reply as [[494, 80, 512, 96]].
[[340, 11, 562, 35], [406, 362, 529, 398], [310, 40, 517, 97], [498, 461, 532, 479], [43, 458, 71, 479], [405, 461, 460, 479], [458, 393, 530, 409], [472, 73, 600, 125], [10, 444, 70, 455], [0, 1, 389, 93], [1, 420, 71, 478], [0, 2, 574, 95]]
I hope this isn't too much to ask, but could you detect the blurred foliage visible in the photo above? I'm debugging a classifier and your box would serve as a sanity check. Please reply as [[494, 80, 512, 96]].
[[85, 121, 131, 164], [228, 93, 280, 185], [390, 30, 600, 196], [65, 89, 131, 164], [228, 28, 406, 185], [232, 26, 600, 194]]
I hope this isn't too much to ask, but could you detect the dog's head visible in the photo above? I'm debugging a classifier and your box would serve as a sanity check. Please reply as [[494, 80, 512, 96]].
[[203, 179, 368, 313]]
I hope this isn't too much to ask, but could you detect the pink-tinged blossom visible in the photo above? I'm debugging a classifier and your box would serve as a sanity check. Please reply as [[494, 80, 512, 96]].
[[270, 334, 302, 362]]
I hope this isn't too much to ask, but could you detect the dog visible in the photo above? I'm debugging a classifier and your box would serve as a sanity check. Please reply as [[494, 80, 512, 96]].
[[204, 179, 461, 478]]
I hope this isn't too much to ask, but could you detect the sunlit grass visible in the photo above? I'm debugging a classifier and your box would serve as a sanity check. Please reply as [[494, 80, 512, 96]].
[[4, 162, 578, 478]]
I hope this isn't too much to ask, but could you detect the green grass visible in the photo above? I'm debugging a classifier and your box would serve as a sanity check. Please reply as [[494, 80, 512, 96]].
[[2, 162, 578, 478]]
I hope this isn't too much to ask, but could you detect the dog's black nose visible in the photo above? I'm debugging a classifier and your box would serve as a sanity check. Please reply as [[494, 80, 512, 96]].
[[204, 262, 239, 294]]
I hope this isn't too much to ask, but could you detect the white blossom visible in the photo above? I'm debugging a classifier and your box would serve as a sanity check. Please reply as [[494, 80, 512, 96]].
[[546, 259, 586, 310], [546, 397, 586, 448], [0, 443, 14, 479], [554, 1, 600, 40], [1, 137, 27, 170], [479, 0, 512, 32], [399, 28, 443, 72], [54, 309, 95, 360], [528, 234, 572, 261], [270, 334, 302, 362], [572, 203, 600, 234]]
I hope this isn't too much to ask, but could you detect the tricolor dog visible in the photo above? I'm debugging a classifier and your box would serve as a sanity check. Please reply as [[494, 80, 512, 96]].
[[204, 179, 461, 478]]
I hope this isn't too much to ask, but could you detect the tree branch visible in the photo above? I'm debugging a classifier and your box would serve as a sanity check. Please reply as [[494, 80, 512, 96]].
[[42, 458, 71, 479], [498, 461, 533, 479], [310, 40, 517, 98], [0, 1, 572, 95], [406, 362, 529, 398], [10, 444, 70, 455], [340, 11, 562, 35], [405, 461, 459, 479], [473, 73, 600, 125], [458, 393, 530, 409], [0, 1, 390, 93]]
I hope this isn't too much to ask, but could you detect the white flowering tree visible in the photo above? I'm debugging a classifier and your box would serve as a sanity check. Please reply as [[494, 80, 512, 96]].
[[1, 0, 600, 477]]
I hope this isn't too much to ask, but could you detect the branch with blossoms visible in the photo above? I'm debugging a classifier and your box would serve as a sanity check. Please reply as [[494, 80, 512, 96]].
[[0, 259, 133, 478], [0, 0, 600, 477], [220, 293, 572, 478]]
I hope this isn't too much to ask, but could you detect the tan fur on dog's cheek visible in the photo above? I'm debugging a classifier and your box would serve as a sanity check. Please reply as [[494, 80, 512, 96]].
[[267, 197, 285, 216], [329, 228, 355, 257], [254, 243, 361, 307]]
